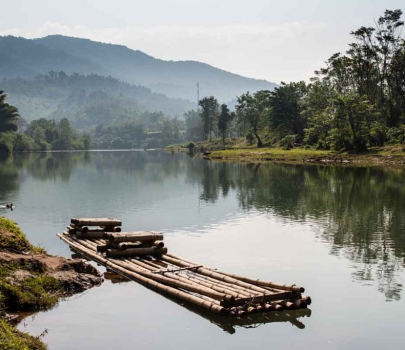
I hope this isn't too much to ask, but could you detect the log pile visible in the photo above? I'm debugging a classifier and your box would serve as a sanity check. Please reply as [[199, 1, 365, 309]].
[[68, 218, 122, 239], [58, 218, 312, 318]]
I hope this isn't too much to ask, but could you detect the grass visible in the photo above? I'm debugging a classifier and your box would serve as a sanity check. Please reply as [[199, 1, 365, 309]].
[[210, 147, 332, 160], [0, 318, 46, 350], [0, 217, 46, 254], [0, 218, 62, 349]]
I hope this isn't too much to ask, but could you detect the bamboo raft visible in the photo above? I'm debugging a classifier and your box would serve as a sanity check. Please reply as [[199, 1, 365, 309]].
[[58, 218, 312, 317]]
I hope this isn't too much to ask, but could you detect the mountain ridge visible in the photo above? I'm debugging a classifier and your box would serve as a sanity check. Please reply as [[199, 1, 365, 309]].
[[1, 34, 276, 102]]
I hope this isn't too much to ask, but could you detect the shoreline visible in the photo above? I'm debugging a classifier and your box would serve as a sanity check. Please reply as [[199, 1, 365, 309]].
[[0, 218, 103, 349], [200, 147, 405, 168]]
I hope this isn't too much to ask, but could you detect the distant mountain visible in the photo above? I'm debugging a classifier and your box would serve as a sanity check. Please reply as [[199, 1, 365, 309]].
[[0, 35, 276, 102], [1, 72, 195, 129]]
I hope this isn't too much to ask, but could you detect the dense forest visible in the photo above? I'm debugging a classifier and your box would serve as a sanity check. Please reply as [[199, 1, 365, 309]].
[[0, 87, 188, 154], [188, 9, 405, 152]]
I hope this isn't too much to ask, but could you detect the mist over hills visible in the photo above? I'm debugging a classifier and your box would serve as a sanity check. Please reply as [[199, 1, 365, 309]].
[[1, 72, 195, 129], [0, 35, 276, 102]]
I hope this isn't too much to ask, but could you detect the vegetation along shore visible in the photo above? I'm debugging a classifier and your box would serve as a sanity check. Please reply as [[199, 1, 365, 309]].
[[0, 217, 103, 349]]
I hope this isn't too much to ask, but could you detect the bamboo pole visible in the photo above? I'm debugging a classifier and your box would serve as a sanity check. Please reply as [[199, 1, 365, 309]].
[[57, 234, 227, 315], [106, 257, 235, 306], [160, 255, 289, 296], [123, 259, 236, 307], [74, 240, 235, 306], [166, 253, 304, 293]]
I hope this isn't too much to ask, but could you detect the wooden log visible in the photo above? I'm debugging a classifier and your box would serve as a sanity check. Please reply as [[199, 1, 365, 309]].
[[302, 296, 312, 306], [57, 234, 227, 315], [71, 218, 122, 227], [279, 301, 297, 310], [293, 299, 307, 309], [106, 247, 168, 258], [105, 232, 164, 243], [76, 231, 106, 239], [101, 226, 122, 232]]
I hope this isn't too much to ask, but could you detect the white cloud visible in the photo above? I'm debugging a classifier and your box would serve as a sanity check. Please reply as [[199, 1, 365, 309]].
[[0, 21, 349, 83]]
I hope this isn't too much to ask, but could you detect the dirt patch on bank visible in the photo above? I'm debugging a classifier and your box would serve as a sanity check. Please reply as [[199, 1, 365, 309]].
[[0, 251, 103, 295]]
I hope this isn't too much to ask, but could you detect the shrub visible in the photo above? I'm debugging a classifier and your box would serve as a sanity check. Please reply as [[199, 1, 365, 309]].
[[279, 134, 297, 150]]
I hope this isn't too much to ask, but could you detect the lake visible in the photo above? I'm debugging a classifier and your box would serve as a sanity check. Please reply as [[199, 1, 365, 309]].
[[1, 150, 404, 349]]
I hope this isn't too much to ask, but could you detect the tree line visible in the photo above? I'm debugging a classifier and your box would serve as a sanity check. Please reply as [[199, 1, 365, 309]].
[[188, 9, 405, 152], [0, 90, 90, 156]]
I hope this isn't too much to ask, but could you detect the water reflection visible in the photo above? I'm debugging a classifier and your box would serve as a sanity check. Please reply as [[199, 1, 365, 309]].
[[194, 162, 405, 301], [101, 260, 312, 333], [162, 292, 312, 334], [1, 152, 405, 301]]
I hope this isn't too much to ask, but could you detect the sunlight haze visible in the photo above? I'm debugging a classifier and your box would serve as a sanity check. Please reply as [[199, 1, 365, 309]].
[[1, 0, 405, 83]]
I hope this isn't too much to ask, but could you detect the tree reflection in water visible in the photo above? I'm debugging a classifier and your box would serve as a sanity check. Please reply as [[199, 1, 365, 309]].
[[194, 162, 405, 301]]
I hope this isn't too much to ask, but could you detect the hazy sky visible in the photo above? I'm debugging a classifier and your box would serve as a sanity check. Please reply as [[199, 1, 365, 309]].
[[1, 0, 404, 84]]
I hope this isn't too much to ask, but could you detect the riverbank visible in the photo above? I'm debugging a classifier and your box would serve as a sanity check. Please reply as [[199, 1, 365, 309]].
[[207, 147, 405, 166], [0, 217, 103, 349], [167, 139, 405, 167]]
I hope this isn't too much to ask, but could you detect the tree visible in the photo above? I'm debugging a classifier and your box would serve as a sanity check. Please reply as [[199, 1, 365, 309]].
[[185, 109, 204, 142], [0, 90, 20, 133], [218, 104, 233, 144], [269, 82, 308, 141], [199, 96, 219, 140], [329, 92, 377, 151], [236, 91, 271, 147]]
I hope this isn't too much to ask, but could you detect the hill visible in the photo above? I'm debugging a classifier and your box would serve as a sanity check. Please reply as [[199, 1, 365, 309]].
[[0, 35, 276, 102], [1, 72, 195, 128]]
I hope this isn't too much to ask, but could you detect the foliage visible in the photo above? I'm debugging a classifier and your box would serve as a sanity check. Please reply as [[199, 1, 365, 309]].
[[236, 90, 271, 147], [0, 90, 19, 133], [0, 132, 17, 157], [269, 82, 307, 141], [218, 104, 233, 144], [279, 134, 297, 150], [199, 96, 219, 140], [180, 9, 405, 153], [186, 141, 196, 154]]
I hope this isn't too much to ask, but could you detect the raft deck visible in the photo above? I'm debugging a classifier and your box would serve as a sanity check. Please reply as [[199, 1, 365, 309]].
[[58, 218, 312, 317]]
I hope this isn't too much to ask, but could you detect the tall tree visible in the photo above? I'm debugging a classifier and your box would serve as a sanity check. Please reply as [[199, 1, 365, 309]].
[[269, 82, 308, 141], [236, 91, 271, 147], [218, 104, 233, 144], [199, 96, 219, 140], [0, 90, 20, 133]]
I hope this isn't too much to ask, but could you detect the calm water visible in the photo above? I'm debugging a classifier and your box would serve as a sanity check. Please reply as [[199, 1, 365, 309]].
[[1, 151, 405, 349]]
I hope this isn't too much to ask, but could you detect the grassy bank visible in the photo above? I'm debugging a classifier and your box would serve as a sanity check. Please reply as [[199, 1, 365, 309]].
[[207, 146, 405, 166], [166, 138, 405, 167], [0, 217, 102, 349]]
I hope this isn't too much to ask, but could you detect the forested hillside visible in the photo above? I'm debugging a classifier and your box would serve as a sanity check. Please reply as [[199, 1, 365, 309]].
[[1, 72, 195, 128], [0, 35, 276, 102]]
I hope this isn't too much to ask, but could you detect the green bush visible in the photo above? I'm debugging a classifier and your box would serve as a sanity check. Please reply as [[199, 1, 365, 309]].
[[279, 134, 297, 150], [0, 132, 17, 157]]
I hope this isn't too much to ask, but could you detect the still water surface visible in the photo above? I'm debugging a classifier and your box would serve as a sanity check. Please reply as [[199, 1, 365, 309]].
[[1, 151, 404, 349]]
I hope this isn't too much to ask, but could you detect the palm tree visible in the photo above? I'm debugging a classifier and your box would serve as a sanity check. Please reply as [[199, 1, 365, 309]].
[[0, 90, 20, 133]]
